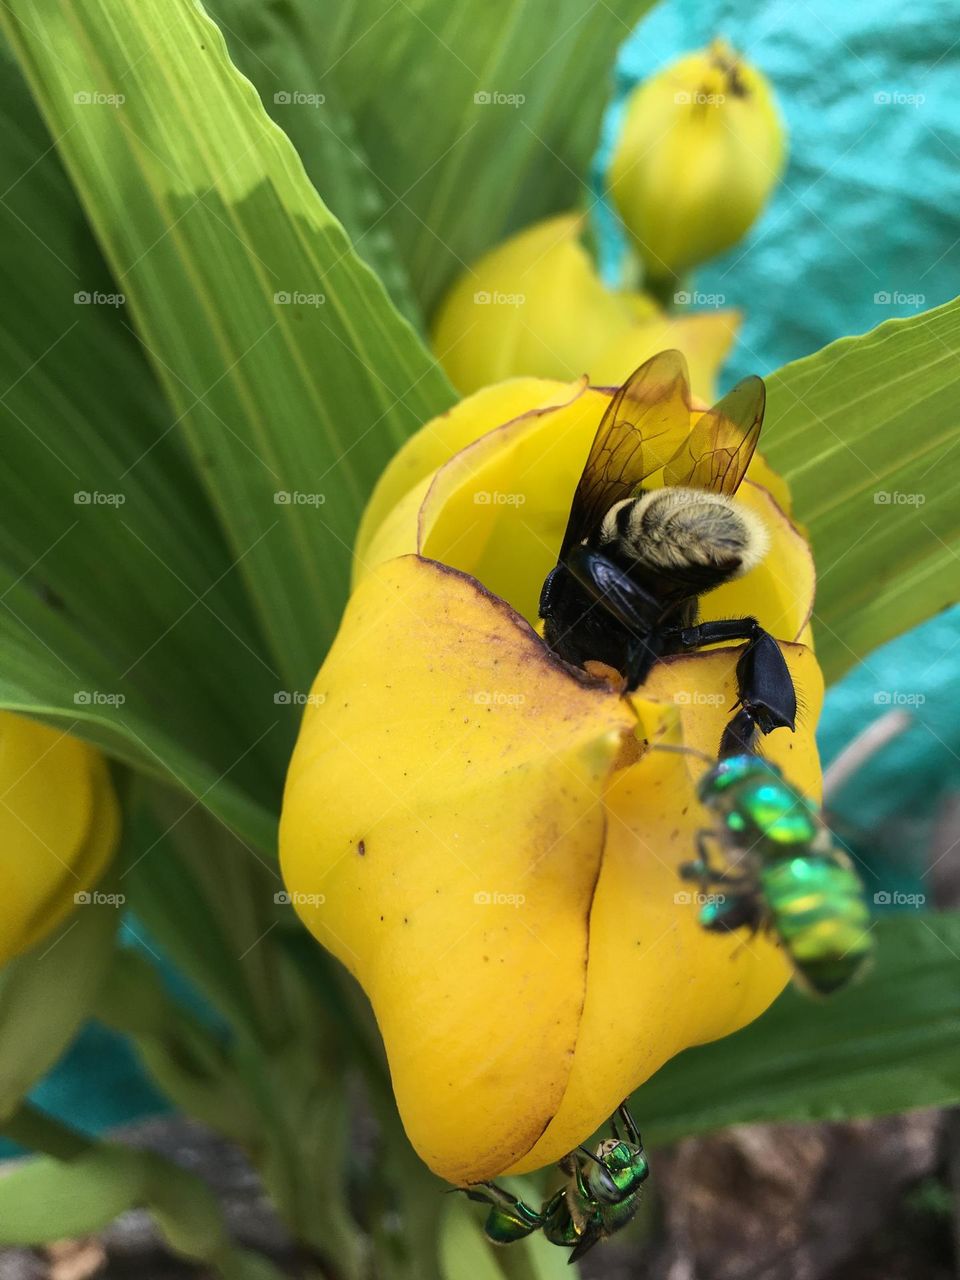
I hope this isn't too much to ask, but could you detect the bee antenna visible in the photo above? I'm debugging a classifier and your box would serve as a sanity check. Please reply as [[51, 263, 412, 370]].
[[577, 1145, 606, 1168], [646, 741, 715, 767]]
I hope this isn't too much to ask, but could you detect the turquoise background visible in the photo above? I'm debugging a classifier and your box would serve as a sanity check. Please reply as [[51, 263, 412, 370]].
[[14, 0, 960, 1149]]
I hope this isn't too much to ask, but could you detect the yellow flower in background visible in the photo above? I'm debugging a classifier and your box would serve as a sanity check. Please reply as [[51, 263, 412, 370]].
[[431, 213, 740, 399], [280, 371, 820, 1185], [0, 712, 120, 964], [609, 40, 786, 280]]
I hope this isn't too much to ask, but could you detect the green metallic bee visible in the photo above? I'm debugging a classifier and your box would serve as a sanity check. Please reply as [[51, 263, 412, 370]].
[[460, 1102, 649, 1263], [680, 753, 874, 995]]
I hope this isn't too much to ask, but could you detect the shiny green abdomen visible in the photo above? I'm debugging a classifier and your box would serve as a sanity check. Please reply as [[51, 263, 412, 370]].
[[760, 854, 873, 994]]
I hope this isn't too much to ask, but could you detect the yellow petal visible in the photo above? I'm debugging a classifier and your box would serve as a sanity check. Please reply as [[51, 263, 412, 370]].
[[280, 555, 637, 1182], [281, 557, 824, 1181], [609, 41, 786, 279], [0, 712, 120, 962], [430, 213, 736, 400], [513, 641, 823, 1172], [355, 377, 582, 575], [590, 309, 741, 402], [431, 213, 638, 394]]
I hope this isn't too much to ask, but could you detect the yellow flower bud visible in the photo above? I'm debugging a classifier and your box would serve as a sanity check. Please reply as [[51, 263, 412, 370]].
[[431, 213, 740, 399], [609, 40, 786, 279], [0, 712, 120, 964], [280, 371, 821, 1184]]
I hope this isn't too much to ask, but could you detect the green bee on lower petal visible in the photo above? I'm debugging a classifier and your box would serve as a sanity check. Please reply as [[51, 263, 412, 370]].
[[681, 753, 874, 996], [460, 1103, 650, 1262]]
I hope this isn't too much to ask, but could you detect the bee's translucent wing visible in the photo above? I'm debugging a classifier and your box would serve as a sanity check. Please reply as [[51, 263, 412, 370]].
[[662, 374, 765, 496], [558, 350, 693, 560]]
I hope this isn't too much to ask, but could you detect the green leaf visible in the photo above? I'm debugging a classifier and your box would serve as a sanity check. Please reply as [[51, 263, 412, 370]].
[[237, 0, 654, 314], [764, 299, 960, 680], [635, 913, 960, 1144], [0, 0, 454, 704], [0, 44, 284, 850], [0, 1128, 287, 1277], [205, 1, 422, 326], [0, 877, 118, 1119]]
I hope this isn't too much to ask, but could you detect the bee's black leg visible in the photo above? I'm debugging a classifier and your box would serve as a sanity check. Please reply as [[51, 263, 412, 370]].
[[660, 616, 796, 756]]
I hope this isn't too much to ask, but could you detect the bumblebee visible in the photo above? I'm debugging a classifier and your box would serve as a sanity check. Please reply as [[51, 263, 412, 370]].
[[539, 349, 796, 756]]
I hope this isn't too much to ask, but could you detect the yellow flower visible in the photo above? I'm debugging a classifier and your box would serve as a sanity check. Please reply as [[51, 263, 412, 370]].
[[431, 213, 740, 399], [0, 712, 120, 964], [280, 369, 820, 1185], [609, 40, 786, 280]]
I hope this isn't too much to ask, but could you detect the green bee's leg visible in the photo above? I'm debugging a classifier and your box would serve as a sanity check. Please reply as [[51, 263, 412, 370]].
[[459, 1182, 543, 1244], [680, 832, 748, 894], [615, 1101, 642, 1146], [541, 1187, 580, 1248], [699, 892, 764, 933]]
